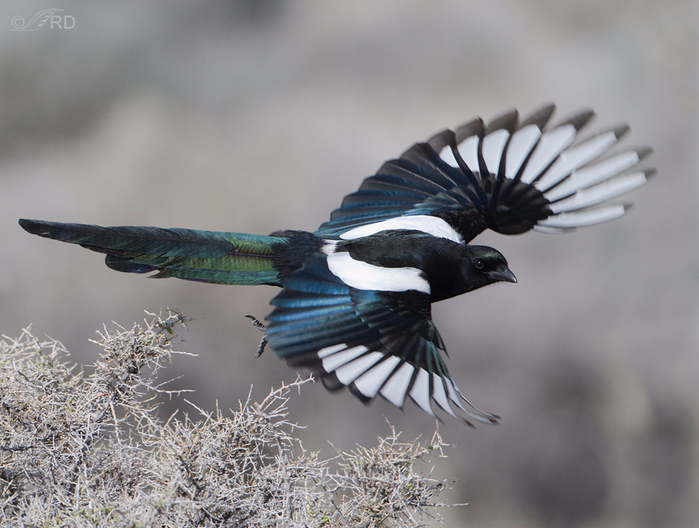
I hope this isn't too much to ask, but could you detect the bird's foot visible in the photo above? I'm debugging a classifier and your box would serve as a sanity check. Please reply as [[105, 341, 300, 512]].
[[245, 315, 268, 358]]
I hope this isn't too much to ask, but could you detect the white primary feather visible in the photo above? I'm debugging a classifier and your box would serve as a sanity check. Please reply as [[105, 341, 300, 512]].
[[379, 362, 414, 408], [408, 368, 434, 415], [537, 204, 626, 228], [352, 355, 401, 398], [430, 374, 457, 417], [532, 225, 569, 234], [334, 351, 384, 385], [456, 134, 481, 171], [445, 378, 469, 413], [544, 150, 643, 201], [534, 130, 620, 192], [317, 343, 348, 358], [521, 124, 577, 184], [321, 345, 367, 372], [549, 172, 647, 214], [439, 145, 458, 166], [482, 129, 510, 175], [505, 124, 542, 178]]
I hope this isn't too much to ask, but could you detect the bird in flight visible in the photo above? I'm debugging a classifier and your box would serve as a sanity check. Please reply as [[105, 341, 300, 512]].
[[20, 104, 653, 425]]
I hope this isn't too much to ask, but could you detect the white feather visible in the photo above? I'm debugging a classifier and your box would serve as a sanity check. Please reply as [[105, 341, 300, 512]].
[[532, 225, 569, 234], [537, 204, 626, 228], [482, 129, 510, 175], [334, 351, 384, 385], [408, 368, 434, 415], [321, 240, 339, 255], [534, 131, 619, 192], [505, 124, 542, 178], [431, 374, 457, 416], [445, 379, 469, 413], [456, 135, 481, 172], [317, 343, 347, 358], [380, 363, 414, 408], [326, 251, 430, 293], [439, 146, 458, 167], [352, 355, 401, 398], [340, 215, 462, 243], [549, 172, 647, 214], [521, 124, 577, 184], [544, 151, 642, 201], [321, 345, 367, 372], [449, 383, 499, 424]]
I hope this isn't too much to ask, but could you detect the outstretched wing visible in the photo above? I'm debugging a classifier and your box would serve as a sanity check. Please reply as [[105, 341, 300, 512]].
[[266, 253, 498, 425], [316, 104, 654, 243]]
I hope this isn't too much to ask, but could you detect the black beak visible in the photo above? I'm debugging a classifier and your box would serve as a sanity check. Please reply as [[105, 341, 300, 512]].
[[486, 266, 517, 284]]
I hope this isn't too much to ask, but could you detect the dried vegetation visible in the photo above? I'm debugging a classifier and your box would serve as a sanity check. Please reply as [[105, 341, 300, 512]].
[[1, 311, 456, 527]]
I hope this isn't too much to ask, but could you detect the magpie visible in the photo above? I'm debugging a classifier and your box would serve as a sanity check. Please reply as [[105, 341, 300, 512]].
[[19, 104, 654, 425]]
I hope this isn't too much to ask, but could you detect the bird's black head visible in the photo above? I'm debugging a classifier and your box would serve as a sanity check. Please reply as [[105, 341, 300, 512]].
[[427, 243, 517, 302], [460, 245, 517, 293]]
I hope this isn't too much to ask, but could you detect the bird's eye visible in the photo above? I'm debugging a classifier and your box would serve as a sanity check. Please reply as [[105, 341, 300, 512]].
[[474, 258, 485, 270]]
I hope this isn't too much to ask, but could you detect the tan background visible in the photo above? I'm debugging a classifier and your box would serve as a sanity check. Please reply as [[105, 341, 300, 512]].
[[1, 1, 697, 526]]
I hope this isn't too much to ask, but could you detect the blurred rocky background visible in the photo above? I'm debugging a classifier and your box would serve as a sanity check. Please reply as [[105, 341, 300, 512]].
[[1, 1, 697, 526]]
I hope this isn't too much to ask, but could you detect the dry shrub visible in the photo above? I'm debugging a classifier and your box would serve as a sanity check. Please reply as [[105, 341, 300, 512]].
[[0, 311, 457, 527]]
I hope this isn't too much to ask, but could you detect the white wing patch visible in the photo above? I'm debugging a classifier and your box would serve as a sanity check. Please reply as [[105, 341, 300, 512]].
[[543, 150, 645, 201], [435, 110, 648, 234], [432, 107, 650, 232], [534, 130, 621, 192], [430, 373, 457, 417], [339, 215, 462, 243], [481, 128, 510, 174], [379, 362, 414, 408], [408, 368, 434, 415], [324, 249, 430, 294], [521, 124, 578, 184], [537, 204, 627, 228], [320, 344, 368, 372], [334, 351, 383, 385], [505, 124, 542, 177], [353, 355, 401, 398], [316, 342, 499, 424], [456, 135, 481, 171], [548, 172, 647, 214]]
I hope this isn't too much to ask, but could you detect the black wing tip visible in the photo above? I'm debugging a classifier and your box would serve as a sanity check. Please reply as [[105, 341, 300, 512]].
[[612, 123, 631, 139], [321, 372, 346, 392], [521, 103, 556, 129], [426, 128, 454, 152], [463, 412, 500, 428], [643, 167, 658, 180], [348, 382, 373, 404], [454, 117, 485, 143], [637, 146, 654, 160], [485, 108, 519, 134], [563, 108, 596, 131]]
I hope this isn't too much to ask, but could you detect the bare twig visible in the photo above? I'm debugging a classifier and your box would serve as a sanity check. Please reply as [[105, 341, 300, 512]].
[[1, 311, 458, 527]]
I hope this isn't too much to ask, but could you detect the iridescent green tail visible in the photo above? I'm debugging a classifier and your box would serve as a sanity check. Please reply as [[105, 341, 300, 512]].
[[19, 219, 291, 286]]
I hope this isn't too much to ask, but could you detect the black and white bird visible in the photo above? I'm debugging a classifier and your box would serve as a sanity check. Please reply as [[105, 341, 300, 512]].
[[19, 104, 653, 425]]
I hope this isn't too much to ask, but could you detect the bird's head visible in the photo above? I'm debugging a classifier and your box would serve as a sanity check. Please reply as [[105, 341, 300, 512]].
[[461, 245, 517, 292]]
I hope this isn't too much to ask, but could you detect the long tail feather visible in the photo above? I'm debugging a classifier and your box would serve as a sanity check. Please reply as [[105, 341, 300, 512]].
[[19, 219, 290, 286]]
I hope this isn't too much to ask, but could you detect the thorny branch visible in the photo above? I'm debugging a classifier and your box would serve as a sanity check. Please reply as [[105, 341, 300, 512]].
[[1, 310, 457, 527]]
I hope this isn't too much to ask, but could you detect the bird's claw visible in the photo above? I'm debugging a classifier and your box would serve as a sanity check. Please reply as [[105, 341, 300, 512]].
[[245, 315, 268, 358]]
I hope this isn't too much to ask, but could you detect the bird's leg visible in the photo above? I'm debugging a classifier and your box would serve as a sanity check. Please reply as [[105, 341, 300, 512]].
[[245, 315, 268, 358]]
